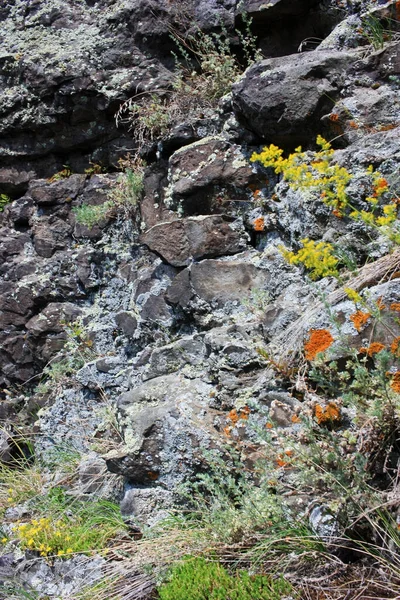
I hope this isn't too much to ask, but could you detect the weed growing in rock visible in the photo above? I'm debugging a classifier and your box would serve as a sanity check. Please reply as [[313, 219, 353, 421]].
[[73, 202, 112, 229], [0, 460, 42, 518], [117, 11, 261, 155], [107, 166, 144, 214], [0, 193, 11, 211], [47, 166, 72, 183], [37, 319, 95, 393], [358, 14, 398, 50]]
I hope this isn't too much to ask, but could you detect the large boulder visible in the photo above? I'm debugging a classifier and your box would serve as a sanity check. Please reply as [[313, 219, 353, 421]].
[[232, 50, 358, 145], [140, 215, 249, 266], [106, 374, 214, 486]]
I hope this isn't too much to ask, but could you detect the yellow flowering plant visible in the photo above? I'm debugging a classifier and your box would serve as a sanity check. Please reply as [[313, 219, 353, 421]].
[[251, 136, 400, 243], [11, 494, 126, 558], [280, 238, 340, 280]]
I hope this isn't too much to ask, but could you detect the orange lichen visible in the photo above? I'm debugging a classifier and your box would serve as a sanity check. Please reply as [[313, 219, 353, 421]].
[[253, 217, 265, 231], [359, 342, 386, 356], [390, 303, 400, 312], [373, 178, 389, 195], [314, 402, 341, 424], [304, 329, 334, 361], [275, 455, 289, 468], [376, 297, 386, 310], [223, 425, 232, 437], [228, 407, 250, 425], [391, 337, 400, 357], [390, 372, 400, 393], [228, 409, 239, 425], [350, 310, 371, 332]]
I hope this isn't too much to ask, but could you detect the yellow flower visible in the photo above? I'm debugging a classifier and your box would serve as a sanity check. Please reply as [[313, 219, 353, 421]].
[[344, 287, 362, 304], [66, 548, 74, 553], [1, 538, 7, 543]]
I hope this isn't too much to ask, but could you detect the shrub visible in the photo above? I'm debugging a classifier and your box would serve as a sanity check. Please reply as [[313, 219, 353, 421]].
[[108, 167, 144, 212], [157, 556, 293, 600], [117, 11, 261, 154]]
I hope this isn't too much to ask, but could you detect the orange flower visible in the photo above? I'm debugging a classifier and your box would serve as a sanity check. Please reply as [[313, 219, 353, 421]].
[[304, 329, 334, 361], [391, 337, 400, 357], [291, 414, 301, 424], [253, 217, 265, 232], [350, 310, 371, 332], [314, 402, 341, 424], [390, 303, 400, 312], [359, 342, 386, 356], [329, 113, 339, 122], [349, 120, 359, 129], [265, 422, 273, 429], [390, 372, 400, 393], [332, 208, 343, 218]]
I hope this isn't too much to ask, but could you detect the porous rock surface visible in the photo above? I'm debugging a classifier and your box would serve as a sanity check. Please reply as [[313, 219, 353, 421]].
[[1, 0, 400, 596]]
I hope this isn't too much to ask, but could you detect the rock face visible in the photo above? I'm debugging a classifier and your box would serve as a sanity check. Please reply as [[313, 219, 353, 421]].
[[1, 0, 400, 596]]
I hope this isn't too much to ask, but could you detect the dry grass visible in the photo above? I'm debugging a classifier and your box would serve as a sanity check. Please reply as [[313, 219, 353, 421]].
[[274, 249, 400, 362]]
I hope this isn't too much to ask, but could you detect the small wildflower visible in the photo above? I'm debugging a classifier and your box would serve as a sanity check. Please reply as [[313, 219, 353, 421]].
[[1, 538, 7, 543], [344, 287, 362, 304]]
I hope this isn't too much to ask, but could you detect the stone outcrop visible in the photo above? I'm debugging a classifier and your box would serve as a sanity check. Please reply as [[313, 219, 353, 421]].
[[1, 1, 400, 596]]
